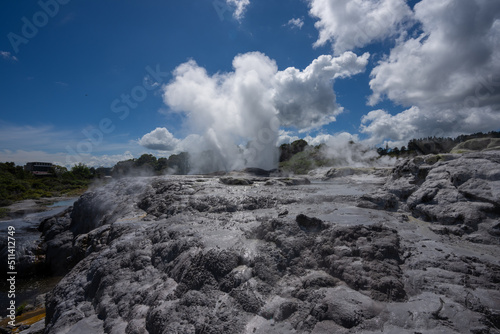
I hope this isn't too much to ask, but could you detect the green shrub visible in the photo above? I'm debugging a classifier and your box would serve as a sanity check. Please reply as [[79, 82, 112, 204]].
[[280, 151, 314, 174]]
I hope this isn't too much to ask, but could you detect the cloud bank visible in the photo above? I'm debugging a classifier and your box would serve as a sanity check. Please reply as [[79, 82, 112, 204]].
[[363, 0, 500, 145], [369, 0, 500, 108], [306, 0, 500, 147]]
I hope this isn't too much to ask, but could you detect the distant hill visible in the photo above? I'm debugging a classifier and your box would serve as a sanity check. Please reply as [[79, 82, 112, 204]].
[[450, 138, 500, 153], [406, 131, 500, 155]]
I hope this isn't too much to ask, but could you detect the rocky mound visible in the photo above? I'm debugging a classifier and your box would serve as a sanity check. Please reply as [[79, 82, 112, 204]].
[[323, 167, 392, 180], [451, 138, 500, 154], [359, 151, 500, 243], [44, 217, 407, 334], [16, 164, 500, 333]]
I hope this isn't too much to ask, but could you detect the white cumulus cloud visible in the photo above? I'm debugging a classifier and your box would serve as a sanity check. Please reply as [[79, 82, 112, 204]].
[[308, 0, 412, 54], [138, 127, 180, 151], [274, 51, 370, 131], [277, 130, 300, 145], [369, 0, 500, 108]]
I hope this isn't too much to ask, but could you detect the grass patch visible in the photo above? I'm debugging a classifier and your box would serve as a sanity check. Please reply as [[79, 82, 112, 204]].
[[0, 207, 10, 219], [16, 302, 28, 316], [279, 147, 333, 174]]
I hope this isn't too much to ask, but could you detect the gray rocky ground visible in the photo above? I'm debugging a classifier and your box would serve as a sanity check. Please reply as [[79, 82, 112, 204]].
[[7, 152, 500, 333]]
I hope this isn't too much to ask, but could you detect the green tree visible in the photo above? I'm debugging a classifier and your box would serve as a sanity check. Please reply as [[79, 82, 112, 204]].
[[136, 154, 157, 168], [156, 157, 169, 171], [279, 139, 309, 162], [71, 163, 92, 179], [53, 165, 68, 176], [112, 160, 135, 177]]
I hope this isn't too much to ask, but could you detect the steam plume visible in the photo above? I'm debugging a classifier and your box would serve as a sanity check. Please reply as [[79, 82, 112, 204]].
[[155, 51, 369, 173]]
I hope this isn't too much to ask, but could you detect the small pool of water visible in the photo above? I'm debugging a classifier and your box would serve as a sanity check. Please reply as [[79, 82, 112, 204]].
[[47, 198, 77, 208], [0, 199, 78, 316]]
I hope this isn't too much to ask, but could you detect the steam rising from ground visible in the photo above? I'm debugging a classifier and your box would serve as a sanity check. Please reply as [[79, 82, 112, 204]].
[[277, 131, 397, 169], [317, 132, 396, 167], [141, 51, 370, 173]]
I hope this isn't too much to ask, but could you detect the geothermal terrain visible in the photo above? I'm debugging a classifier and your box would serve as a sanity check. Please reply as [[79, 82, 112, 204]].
[[3, 151, 500, 333]]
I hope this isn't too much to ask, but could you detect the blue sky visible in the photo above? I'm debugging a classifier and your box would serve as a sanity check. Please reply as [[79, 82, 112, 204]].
[[1, 0, 499, 167]]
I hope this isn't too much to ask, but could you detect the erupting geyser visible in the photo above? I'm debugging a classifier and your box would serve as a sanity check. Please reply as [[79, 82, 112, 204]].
[[155, 51, 369, 173]]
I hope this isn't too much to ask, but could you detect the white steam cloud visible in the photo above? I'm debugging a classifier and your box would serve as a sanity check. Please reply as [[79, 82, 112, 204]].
[[152, 51, 369, 173], [307, 132, 396, 167], [163, 52, 279, 172]]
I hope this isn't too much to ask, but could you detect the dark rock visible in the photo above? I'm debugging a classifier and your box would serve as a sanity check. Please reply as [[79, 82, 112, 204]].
[[243, 167, 277, 177], [296, 214, 326, 232], [324, 167, 391, 179], [358, 191, 399, 210], [429, 224, 465, 236], [302, 272, 339, 289], [230, 286, 263, 313], [278, 209, 289, 217], [310, 286, 383, 328], [219, 176, 254, 185]]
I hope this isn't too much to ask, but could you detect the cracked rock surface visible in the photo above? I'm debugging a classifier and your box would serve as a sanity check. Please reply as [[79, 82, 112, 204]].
[[41, 158, 500, 333], [360, 151, 500, 242]]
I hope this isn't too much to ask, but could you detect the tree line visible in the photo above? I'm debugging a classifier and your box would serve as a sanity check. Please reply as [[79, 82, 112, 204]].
[[377, 131, 500, 156], [111, 152, 190, 177], [0, 151, 192, 209], [0, 162, 96, 207]]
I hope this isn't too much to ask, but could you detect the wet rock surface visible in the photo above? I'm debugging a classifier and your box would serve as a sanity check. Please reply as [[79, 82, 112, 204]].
[[0, 201, 77, 279], [37, 160, 500, 333]]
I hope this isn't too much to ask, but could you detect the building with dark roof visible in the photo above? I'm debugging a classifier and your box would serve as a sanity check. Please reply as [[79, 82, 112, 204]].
[[24, 162, 53, 176]]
